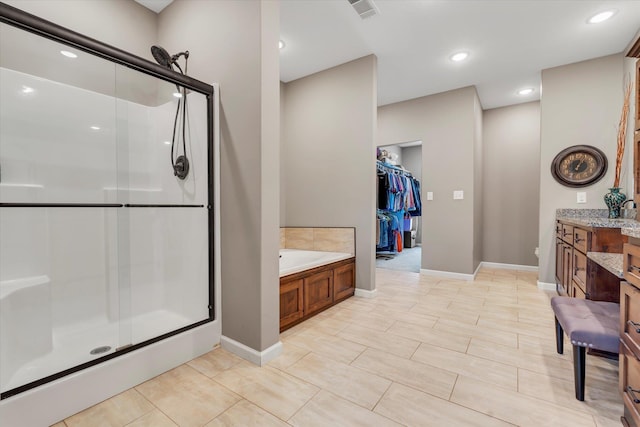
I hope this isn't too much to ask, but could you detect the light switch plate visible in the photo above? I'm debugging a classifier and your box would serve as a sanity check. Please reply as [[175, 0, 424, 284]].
[[426, 191, 433, 200], [453, 190, 464, 200], [577, 192, 587, 203]]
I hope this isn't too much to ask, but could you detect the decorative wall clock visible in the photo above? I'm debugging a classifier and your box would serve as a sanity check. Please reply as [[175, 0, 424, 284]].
[[550, 145, 607, 187]]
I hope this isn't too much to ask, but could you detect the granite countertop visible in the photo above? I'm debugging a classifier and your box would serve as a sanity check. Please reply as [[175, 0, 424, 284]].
[[556, 208, 638, 229], [587, 252, 624, 278], [622, 222, 640, 238]]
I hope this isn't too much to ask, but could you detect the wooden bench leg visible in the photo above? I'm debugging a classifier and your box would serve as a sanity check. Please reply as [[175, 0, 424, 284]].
[[573, 345, 586, 401], [555, 316, 564, 354]]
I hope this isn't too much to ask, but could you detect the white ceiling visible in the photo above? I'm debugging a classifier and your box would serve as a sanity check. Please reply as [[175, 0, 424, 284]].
[[134, 0, 173, 14], [280, 0, 640, 109], [136, 0, 640, 110]]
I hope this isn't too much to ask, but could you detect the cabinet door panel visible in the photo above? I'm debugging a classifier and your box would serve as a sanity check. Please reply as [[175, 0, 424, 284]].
[[622, 281, 640, 357], [573, 250, 587, 293], [280, 278, 304, 329], [334, 261, 355, 301], [304, 270, 333, 315], [620, 339, 640, 427], [562, 245, 573, 295]]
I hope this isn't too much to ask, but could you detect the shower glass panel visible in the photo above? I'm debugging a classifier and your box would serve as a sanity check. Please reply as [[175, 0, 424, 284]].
[[0, 10, 214, 399]]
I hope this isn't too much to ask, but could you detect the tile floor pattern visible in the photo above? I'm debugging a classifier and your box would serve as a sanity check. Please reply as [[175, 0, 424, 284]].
[[52, 268, 622, 427]]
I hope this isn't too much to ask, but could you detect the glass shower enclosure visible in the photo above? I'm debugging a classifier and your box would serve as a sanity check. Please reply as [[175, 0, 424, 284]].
[[0, 4, 215, 399]]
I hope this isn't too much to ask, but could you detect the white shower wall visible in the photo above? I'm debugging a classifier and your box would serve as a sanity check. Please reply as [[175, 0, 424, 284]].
[[0, 66, 210, 393]]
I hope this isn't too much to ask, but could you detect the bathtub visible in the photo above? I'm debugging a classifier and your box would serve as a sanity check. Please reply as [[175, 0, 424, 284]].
[[279, 249, 353, 277]]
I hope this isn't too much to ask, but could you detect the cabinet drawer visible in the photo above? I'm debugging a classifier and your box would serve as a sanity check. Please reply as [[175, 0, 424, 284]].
[[622, 281, 640, 356], [625, 243, 640, 289], [562, 224, 574, 244], [556, 222, 563, 240], [572, 250, 587, 293], [573, 227, 590, 254], [620, 340, 640, 427]]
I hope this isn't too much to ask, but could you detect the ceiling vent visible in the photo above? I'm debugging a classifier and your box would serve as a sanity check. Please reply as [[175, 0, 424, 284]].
[[348, 0, 379, 19]]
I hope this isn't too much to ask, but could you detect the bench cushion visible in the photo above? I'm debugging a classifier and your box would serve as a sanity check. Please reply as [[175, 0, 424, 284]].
[[550, 296, 620, 353]]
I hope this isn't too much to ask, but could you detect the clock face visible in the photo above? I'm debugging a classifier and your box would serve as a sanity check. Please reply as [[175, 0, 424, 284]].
[[551, 145, 607, 187]]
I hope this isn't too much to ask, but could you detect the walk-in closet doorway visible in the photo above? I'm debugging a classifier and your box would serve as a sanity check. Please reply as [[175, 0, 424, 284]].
[[375, 141, 423, 273]]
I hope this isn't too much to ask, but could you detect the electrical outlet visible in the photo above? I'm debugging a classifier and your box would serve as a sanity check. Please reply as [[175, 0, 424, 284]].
[[453, 190, 464, 200], [426, 191, 433, 200], [577, 192, 587, 204]]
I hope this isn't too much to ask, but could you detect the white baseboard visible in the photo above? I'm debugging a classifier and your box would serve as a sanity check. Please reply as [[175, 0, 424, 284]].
[[420, 269, 474, 281], [220, 335, 282, 366], [537, 281, 557, 291], [354, 288, 378, 298], [481, 262, 539, 272]]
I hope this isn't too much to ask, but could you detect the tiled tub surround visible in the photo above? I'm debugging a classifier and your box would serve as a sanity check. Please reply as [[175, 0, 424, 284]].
[[280, 227, 355, 255], [279, 228, 356, 332]]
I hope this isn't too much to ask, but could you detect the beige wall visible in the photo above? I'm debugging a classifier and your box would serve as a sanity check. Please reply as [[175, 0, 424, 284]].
[[378, 87, 480, 275], [473, 94, 483, 270], [539, 54, 625, 284], [483, 102, 540, 266], [4, 0, 157, 59], [401, 145, 422, 243], [281, 55, 377, 291], [158, 0, 280, 351]]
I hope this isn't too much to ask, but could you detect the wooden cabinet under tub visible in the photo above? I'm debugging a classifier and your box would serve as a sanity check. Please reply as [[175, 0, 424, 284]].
[[279, 257, 355, 331]]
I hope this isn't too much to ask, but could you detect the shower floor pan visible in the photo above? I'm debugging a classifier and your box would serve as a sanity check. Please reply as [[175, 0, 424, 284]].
[[1, 309, 194, 395]]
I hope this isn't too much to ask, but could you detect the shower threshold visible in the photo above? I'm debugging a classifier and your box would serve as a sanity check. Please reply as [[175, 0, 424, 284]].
[[1, 309, 195, 396]]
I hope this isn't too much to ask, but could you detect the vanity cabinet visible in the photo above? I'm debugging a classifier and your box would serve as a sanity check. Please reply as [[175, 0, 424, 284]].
[[279, 257, 355, 331], [555, 220, 625, 302], [622, 239, 640, 427]]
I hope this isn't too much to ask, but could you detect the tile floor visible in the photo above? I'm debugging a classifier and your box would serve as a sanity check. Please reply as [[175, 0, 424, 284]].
[[52, 267, 622, 427]]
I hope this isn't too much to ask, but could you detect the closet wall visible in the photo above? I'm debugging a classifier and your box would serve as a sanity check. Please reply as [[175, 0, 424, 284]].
[[378, 86, 482, 276]]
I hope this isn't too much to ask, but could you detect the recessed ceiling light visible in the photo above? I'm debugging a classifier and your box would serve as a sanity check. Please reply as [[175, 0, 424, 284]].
[[90, 126, 101, 131], [21, 85, 34, 94], [279, 40, 285, 50], [450, 52, 469, 62], [173, 92, 183, 98], [588, 10, 616, 24], [164, 141, 171, 145], [518, 88, 535, 96], [60, 50, 78, 58]]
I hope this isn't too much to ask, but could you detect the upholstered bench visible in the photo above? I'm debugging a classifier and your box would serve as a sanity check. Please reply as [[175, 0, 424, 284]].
[[550, 296, 620, 401]]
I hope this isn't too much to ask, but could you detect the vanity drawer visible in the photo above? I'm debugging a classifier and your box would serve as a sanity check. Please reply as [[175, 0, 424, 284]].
[[622, 281, 640, 356], [556, 221, 563, 240], [573, 227, 590, 254], [562, 224, 574, 245], [625, 243, 640, 289], [572, 250, 587, 294], [620, 339, 640, 427]]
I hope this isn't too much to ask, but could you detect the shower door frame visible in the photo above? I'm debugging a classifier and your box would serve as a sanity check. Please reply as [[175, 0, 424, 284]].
[[0, 2, 216, 399]]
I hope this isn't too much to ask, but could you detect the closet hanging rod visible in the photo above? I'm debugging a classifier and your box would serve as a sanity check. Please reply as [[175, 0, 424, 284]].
[[376, 160, 412, 176]]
